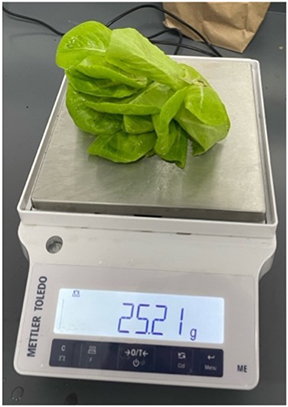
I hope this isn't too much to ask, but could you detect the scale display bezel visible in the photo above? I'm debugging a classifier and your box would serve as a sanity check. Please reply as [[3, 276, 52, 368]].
[[54, 287, 225, 344]]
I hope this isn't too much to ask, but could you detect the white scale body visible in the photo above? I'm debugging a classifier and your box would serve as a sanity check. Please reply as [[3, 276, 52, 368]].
[[14, 57, 277, 390]]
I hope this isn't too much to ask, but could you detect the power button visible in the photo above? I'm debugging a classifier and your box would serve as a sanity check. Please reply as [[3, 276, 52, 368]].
[[118, 344, 155, 372]]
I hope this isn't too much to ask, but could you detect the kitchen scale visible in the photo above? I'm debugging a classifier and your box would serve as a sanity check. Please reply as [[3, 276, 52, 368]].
[[14, 57, 277, 390]]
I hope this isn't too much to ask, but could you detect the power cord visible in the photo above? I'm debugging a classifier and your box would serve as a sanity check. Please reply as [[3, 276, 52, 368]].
[[147, 28, 183, 55], [3, 3, 222, 57], [3, 5, 65, 36], [106, 4, 222, 57]]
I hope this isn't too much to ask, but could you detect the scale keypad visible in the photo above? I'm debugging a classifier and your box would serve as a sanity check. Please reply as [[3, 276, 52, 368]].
[[50, 339, 223, 377]]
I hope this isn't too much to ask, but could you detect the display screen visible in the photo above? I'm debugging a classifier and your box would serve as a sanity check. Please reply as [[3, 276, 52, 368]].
[[54, 289, 224, 344]]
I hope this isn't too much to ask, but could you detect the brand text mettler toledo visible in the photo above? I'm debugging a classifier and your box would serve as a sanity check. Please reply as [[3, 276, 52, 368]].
[[27, 276, 47, 357]]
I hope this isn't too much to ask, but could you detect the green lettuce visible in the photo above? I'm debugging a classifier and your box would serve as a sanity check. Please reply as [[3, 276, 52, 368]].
[[84, 82, 174, 115], [175, 84, 230, 155], [56, 21, 111, 69], [56, 20, 231, 168], [66, 84, 122, 135], [180, 63, 211, 87], [155, 121, 188, 169], [66, 69, 139, 98], [153, 87, 187, 155], [123, 115, 154, 134], [87, 131, 157, 163], [75, 55, 148, 89], [105, 28, 188, 90]]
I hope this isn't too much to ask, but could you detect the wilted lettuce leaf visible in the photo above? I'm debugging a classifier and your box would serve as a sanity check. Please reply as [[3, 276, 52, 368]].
[[153, 87, 187, 155], [75, 55, 148, 89], [180, 63, 211, 87], [56, 21, 111, 70], [156, 121, 188, 169], [84, 82, 174, 115], [87, 131, 157, 163], [66, 69, 139, 98], [105, 28, 188, 90], [123, 115, 154, 134], [185, 84, 230, 126], [175, 83, 230, 155], [66, 84, 122, 135], [175, 105, 229, 156]]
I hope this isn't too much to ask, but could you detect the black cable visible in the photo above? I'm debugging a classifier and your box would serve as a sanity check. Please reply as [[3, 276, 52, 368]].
[[147, 28, 183, 55], [151, 41, 217, 58], [106, 4, 222, 57], [2, 5, 65, 36]]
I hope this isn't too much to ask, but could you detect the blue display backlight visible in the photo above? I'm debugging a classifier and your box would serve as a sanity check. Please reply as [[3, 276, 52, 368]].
[[54, 289, 224, 344]]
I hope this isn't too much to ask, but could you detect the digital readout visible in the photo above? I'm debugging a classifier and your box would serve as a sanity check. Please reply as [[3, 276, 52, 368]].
[[54, 289, 224, 344]]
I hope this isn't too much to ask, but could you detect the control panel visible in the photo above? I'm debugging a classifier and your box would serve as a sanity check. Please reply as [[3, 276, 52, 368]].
[[50, 340, 223, 377]]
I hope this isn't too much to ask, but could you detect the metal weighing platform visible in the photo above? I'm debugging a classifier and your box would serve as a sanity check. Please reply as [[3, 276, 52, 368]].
[[32, 59, 265, 223]]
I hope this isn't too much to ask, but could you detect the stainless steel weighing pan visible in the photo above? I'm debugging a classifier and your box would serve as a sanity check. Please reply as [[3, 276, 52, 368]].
[[31, 58, 266, 223]]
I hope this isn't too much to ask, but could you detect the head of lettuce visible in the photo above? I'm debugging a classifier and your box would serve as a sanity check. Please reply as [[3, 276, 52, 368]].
[[56, 21, 230, 169]]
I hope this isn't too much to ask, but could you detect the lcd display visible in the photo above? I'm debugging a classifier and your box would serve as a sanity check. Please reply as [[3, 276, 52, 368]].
[[54, 289, 224, 344]]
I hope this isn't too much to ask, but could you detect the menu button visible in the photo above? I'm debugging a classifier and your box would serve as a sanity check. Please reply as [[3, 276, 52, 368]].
[[200, 349, 223, 377]]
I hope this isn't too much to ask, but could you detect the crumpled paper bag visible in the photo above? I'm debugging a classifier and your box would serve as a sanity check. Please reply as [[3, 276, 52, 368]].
[[163, 2, 270, 52]]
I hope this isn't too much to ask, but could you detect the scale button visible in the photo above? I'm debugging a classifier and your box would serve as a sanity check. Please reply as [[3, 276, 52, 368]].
[[171, 348, 193, 374], [49, 340, 75, 367], [79, 342, 101, 369], [118, 345, 155, 372], [199, 349, 223, 377], [79, 342, 118, 370]]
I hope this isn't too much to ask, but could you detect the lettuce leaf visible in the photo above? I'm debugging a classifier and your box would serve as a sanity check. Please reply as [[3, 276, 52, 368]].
[[153, 87, 187, 155], [66, 69, 139, 98], [185, 84, 230, 126], [87, 131, 157, 163], [156, 121, 188, 169], [66, 84, 122, 135], [105, 28, 188, 90], [75, 55, 148, 89], [84, 82, 174, 115], [175, 105, 229, 156], [123, 115, 154, 134], [56, 21, 111, 70], [180, 63, 211, 87]]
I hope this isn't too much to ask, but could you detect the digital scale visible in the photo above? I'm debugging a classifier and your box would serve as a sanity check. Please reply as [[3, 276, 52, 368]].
[[14, 57, 277, 390]]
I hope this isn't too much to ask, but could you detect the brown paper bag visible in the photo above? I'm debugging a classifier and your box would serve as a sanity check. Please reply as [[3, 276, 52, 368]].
[[163, 2, 270, 53]]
